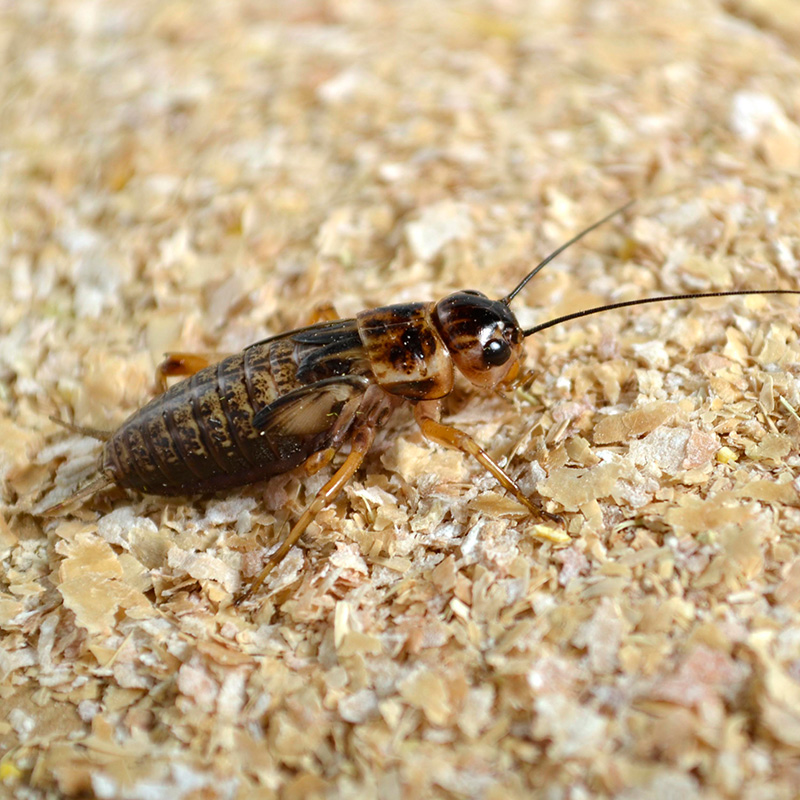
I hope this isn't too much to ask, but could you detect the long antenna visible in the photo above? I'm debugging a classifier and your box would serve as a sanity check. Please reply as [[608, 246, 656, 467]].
[[503, 200, 635, 305], [523, 290, 800, 337]]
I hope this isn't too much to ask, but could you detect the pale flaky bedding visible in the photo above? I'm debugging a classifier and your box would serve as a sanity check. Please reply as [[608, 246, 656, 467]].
[[3, 1, 800, 798]]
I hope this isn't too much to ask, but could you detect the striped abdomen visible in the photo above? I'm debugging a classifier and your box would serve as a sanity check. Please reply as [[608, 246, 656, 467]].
[[101, 326, 370, 495]]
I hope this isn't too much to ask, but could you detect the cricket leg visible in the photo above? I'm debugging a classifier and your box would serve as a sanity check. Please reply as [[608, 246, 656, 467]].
[[155, 352, 232, 393], [414, 401, 562, 524], [237, 422, 378, 603], [305, 303, 340, 325], [302, 392, 365, 477]]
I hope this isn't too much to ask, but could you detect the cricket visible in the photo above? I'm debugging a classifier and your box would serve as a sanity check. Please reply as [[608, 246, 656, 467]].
[[41, 203, 800, 600]]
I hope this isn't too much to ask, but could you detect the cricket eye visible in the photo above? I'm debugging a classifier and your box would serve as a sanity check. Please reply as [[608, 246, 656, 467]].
[[483, 338, 511, 367]]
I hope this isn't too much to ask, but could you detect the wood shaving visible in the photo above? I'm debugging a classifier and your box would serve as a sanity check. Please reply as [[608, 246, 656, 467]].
[[3, 1, 800, 797]]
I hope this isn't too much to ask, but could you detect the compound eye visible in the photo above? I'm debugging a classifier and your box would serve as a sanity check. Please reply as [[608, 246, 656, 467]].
[[483, 338, 511, 367]]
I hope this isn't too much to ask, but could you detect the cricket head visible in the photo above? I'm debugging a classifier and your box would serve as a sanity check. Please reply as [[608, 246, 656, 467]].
[[432, 290, 525, 390], [435, 200, 800, 390]]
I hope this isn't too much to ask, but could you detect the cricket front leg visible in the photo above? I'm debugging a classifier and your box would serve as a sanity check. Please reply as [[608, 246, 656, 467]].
[[414, 400, 562, 524]]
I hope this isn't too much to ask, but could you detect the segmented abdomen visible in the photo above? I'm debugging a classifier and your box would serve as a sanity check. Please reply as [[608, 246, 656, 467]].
[[101, 330, 364, 495]]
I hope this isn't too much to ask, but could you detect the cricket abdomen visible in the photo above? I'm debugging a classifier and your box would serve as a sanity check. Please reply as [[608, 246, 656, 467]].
[[102, 326, 370, 495]]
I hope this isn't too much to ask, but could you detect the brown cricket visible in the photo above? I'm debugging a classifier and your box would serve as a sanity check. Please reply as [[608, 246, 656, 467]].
[[42, 204, 800, 600]]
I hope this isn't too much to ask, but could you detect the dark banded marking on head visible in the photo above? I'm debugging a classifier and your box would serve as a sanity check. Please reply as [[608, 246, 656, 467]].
[[428, 207, 634, 390], [433, 200, 800, 393], [432, 291, 524, 389]]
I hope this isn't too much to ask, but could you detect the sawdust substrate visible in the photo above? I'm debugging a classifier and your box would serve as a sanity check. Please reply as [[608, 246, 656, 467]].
[[3, 1, 800, 798]]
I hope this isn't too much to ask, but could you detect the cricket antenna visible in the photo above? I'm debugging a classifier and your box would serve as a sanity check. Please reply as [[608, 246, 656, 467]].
[[523, 290, 800, 338], [503, 200, 635, 305]]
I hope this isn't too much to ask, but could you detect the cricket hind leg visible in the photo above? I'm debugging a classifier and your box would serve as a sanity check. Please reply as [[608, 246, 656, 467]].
[[155, 352, 233, 392], [414, 401, 563, 525], [236, 389, 395, 604], [302, 391, 365, 477], [236, 426, 377, 603]]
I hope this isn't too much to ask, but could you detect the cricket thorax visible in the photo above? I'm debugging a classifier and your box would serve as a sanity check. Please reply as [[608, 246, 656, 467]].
[[356, 302, 455, 399]]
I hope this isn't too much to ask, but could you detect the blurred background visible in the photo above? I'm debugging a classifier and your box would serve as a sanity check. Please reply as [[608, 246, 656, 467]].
[[3, 1, 800, 797]]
